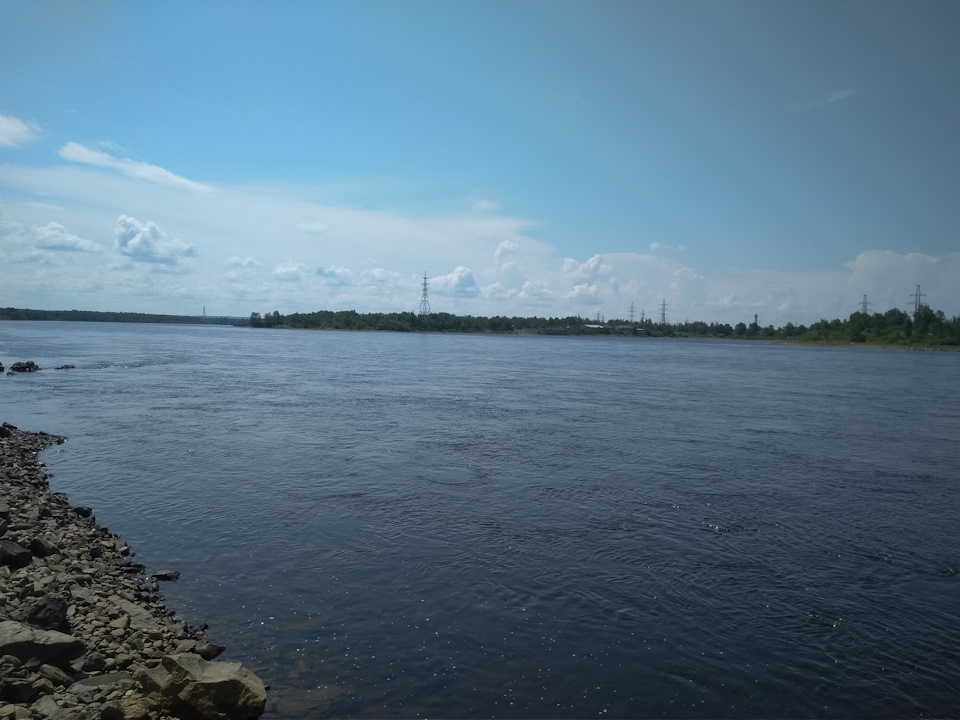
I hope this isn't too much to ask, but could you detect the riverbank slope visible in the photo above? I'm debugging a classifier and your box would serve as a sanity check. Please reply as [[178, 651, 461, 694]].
[[0, 423, 267, 720]]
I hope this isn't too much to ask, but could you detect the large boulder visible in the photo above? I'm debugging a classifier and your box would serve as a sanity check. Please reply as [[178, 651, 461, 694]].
[[16, 596, 70, 632], [0, 620, 86, 667], [135, 653, 266, 720], [0, 540, 32, 569]]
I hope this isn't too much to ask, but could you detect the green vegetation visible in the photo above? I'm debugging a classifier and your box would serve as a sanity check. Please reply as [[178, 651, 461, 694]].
[[4, 304, 957, 347], [796, 307, 960, 347], [0, 307, 236, 325], [245, 305, 959, 346]]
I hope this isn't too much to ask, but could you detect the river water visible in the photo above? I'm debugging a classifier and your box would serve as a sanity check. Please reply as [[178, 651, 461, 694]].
[[1, 321, 958, 718]]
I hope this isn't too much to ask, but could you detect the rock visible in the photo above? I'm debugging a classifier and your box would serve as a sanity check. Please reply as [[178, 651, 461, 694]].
[[136, 653, 266, 720], [119, 692, 155, 720], [98, 700, 124, 720], [53, 365, 75, 371], [28, 536, 58, 558], [193, 642, 226, 661], [71, 506, 93, 518], [9, 361, 40, 373], [0, 426, 267, 719], [16, 596, 69, 632], [81, 652, 107, 672], [0, 541, 32, 570], [0, 620, 86, 667], [150, 569, 179, 582], [30, 695, 60, 719], [0, 680, 39, 704], [37, 663, 72, 687]]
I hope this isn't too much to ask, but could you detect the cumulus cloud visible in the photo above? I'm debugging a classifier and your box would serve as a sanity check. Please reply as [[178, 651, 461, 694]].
[[115, 215, 197, 264], [35, 222, 103, 252], [225, 256, 261, 267], [273, 262, 310, 281], [432, 266, 479, 297], [0, 114, 40, 147], [316, 265, 354, 284], [567, 282, 602, 304], [494, 239, 519, 264], [561, 254, 603, 280], [362, 267, 401, 285], [59, 143, 213, 194]]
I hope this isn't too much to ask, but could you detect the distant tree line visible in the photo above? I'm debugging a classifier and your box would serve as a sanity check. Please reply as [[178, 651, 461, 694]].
[[0, 307, 236, 325], [796, 306, 960, 346], [246, 305, 960, 346], [4, 304, 955, 346]]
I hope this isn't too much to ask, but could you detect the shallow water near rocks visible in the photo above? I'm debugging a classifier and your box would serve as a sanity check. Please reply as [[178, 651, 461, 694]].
[[2, 321, 959, 718]]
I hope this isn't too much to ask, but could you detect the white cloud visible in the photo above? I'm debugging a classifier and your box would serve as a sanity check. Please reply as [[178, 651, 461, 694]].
[[115, 215, 197, 264], [273, 262, 310, 281], [58, 143, 214, 194], [225, 256, 261, 267], [494, 239, 519, 264], [2, 153, 958, 323], [362, 267, 401, 285], [433, 266, 479, 297], [0, 114, 39, 147], [35, 222, 103, 252], [316, 265, 354, 284]]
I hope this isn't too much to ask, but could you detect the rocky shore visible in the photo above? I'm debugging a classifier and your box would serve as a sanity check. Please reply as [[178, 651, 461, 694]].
[[0, 423, 267, 720]]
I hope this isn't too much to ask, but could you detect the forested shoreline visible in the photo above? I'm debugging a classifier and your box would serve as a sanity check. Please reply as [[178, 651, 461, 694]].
[[3, 305, 958, 346], [0, 308, 236, 325], [252, 306, 960, 346]]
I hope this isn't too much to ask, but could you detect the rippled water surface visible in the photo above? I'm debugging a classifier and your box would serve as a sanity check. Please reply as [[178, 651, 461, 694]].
[[2, 322, 958, 718]]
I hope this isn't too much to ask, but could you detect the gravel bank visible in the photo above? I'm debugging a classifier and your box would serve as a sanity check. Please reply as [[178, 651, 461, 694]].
[[0, 423, 266, 720]]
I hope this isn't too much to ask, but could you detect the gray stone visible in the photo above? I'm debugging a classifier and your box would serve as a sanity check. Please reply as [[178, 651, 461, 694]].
[[0, 541, 32, 570], [0, 620, 86, 667], [30, 696, 59, 720], [193, 642, 225, 661], [28, 536, 58, 558], [0, 518, 7, 538], [37, 663, 72, 687], [17, 596, 69, 632], [69, 671, 134, 694], [0, 680, 39, 704], [150, 569, 179, 582], [135, 653, 266, 720]]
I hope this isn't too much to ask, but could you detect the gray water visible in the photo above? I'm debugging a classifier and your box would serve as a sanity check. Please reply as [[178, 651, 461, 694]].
[[1, 321, 958, 718]]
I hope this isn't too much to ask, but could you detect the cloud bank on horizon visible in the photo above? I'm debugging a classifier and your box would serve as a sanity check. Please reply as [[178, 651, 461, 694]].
[[1, 2, 958, 326]]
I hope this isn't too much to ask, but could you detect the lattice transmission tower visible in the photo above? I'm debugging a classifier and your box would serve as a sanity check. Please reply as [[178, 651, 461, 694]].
[[659, 298, 668, 325], [859, 295, 871, 314], [418, 272, 431, 315], [910, 285, 926, 314]]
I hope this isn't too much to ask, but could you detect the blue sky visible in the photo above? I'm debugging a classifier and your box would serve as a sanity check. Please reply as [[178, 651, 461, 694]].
[[1, 0, 958, 325]]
